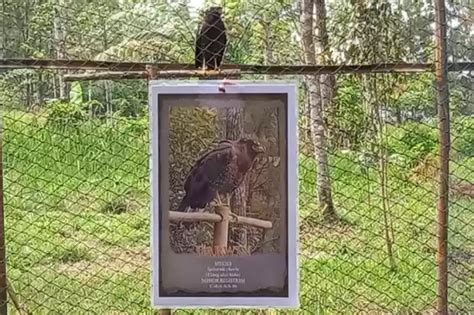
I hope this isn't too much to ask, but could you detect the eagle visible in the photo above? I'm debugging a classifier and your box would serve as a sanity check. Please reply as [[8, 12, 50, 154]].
[[195, 6, 227, 71], [177, 138, 265, 214]]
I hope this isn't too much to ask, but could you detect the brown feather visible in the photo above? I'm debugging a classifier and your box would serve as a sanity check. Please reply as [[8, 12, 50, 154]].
[[177, 138, 265, 213]]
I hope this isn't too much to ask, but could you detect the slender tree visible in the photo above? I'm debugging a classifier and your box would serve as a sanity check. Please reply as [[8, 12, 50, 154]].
[[53, 0, 67, 99], [301, 0, 336, 219]]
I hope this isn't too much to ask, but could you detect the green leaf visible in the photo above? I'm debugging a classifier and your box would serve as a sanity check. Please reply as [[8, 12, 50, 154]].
[[69, 82, 83, 106]]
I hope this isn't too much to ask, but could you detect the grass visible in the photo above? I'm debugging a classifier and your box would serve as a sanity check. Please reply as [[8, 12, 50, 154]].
[[3, 109, 473, 314]]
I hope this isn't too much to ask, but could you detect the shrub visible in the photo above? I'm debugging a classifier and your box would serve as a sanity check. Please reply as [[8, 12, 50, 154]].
[[45, 99, 87, 128], [385, 122, 437, 167], [452, 117, 474, 158]]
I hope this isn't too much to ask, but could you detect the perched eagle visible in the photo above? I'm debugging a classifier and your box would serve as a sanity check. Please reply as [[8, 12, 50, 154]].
[[195, 6, 227, 71], [177, 138, 265, 213]]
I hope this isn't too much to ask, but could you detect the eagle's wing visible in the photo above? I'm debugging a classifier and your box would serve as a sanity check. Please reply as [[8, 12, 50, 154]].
[[215, 19, 227, 62], [183, 141, 234, 192], [195, 23, 203, 69]]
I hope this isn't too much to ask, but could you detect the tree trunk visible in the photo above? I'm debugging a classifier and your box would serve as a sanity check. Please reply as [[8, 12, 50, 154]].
[[395, 105, 402, 124], [300, 0, 315, 153], [0, 0, 6, 61], [312, 78, 335, 218], [301, 0, 336, 219], [53, 0, 67, 100], [303, 86, 312, 154], [226, 107, 248, 249], [52, 73, 57, 99], [104, 81, 113, 123], [25, 73, 31, 109], [262, 18, 273, 81], [314, 0, 336, 218], [300, 0, 315, 65], [36, 72, 44, 108]]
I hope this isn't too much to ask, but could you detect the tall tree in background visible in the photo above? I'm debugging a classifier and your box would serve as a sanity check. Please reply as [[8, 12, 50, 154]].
[[0, 0, 5, 60], [315, 0, 336, 218], [301, 0, 336, 219], [330, 0, 404, 269], [53, 0, 67, 99]]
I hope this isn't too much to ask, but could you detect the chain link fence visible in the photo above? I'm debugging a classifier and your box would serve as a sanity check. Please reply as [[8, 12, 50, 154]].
[[0, 0, 473, 313]]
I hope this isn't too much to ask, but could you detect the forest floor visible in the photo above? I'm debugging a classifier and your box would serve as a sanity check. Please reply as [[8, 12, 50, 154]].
[[3, 110, 473, 314]]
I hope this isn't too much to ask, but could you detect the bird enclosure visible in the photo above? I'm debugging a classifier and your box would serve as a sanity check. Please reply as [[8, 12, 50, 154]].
[[0, 0, 473, 314]]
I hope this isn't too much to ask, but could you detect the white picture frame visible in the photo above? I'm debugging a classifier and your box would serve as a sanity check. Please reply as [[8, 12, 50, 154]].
[[149, 80, 299, 308]]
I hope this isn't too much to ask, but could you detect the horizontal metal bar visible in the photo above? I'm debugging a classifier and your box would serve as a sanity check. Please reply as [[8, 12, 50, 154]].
[[1, 58, 472, 75]]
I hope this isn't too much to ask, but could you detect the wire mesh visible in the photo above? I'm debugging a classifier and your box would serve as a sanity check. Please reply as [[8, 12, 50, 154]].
[[0, 0, 473, 313]]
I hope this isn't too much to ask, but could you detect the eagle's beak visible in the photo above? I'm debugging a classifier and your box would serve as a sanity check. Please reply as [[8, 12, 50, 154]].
[[254, 143, 266, 153]]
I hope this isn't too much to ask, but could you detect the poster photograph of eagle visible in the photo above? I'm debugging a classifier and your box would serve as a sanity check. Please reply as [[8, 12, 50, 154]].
[[168, 94, 286, 256], [149, 5, 297, 306]]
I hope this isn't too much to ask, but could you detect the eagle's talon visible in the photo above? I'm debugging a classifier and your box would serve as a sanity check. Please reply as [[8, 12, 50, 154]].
[[216, 193, 223, 206]]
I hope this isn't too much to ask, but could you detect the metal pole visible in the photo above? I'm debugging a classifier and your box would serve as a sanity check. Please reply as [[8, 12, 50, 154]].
[[213, 205, 230, 255], [434, 0, 450, 314], [0, 106, 8, 314]]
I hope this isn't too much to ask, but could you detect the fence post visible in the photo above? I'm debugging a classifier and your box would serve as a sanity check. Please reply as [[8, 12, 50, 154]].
[[213, 205, 230, 255], [433, 0, 450, 314], [0, 113, 7, 314]]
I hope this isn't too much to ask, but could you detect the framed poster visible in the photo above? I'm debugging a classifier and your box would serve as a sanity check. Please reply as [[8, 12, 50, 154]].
[[149, 80, 298, 308]]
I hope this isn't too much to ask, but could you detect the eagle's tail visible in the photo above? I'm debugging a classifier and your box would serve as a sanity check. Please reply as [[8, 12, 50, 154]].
[[177, 194, 189, 212]]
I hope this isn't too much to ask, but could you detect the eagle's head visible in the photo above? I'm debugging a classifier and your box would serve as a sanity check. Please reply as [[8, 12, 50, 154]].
[[208, 6, 223, 15], [205, 6, 223, 20], [238, 138, 266, 157]]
